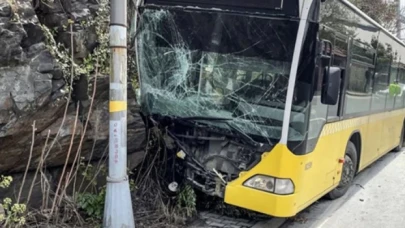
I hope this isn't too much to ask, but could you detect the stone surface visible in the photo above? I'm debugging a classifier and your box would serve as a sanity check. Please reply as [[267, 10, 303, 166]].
[[0, 0, 146, 214], [0, 77, 146, 173], [35, 0, 101, 62], [0, 0, 146, 175], [0, 0, 59, 132]]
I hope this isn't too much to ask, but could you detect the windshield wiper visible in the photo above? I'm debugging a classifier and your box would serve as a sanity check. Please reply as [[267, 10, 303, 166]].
[[173, 116, 232, 121]]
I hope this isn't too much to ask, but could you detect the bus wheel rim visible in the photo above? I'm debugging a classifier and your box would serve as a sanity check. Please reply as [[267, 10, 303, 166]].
[[338, 155, 354, 189]]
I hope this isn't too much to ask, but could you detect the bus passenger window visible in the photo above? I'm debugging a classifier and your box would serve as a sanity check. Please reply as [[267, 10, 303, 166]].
[[344, 64, 373, 115], [371, 39, 391, 112], [387, 54, 399, 110], [344, 40, 374, 116], [332, 36, 348, 67], [397, 65, 405, 108]]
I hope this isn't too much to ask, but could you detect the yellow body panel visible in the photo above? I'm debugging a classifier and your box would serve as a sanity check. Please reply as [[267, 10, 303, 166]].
[[224, 109, 405, 217]]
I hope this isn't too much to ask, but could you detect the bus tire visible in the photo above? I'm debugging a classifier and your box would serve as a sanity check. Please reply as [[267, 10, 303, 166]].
[[326, 141, 358, 200], [393, 125, 404, 152]]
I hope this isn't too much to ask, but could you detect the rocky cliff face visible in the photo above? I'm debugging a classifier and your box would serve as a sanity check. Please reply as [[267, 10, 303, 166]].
[[0, 0, 145, 174]]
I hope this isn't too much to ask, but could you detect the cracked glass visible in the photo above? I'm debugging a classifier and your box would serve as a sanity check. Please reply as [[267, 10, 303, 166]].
[[137, 8, 300, 143]]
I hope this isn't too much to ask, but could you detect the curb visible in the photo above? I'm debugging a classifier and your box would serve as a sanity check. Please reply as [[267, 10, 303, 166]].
[[189, 212, 287, 228]]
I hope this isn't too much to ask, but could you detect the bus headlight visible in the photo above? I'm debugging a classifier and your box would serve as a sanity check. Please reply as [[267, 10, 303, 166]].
[[244, 175, 275, 192], [243, 175, 294, 195]]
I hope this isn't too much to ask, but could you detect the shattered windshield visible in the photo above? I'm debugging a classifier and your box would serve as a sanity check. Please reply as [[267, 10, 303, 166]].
[[137, 8, 300, 142]]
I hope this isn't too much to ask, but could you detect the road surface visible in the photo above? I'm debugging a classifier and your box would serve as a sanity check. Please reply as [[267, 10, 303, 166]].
[[282, 149, 405, 228], [190, 149, 405, 228]]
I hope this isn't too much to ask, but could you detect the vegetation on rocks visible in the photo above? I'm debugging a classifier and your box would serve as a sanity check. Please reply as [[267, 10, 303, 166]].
[[41, 0, 110, 82], [0, 176, 27, 227]]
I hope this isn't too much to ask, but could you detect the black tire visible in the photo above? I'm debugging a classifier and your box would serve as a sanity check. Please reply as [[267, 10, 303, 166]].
[[326, 141, 358, 200], [394, 125, 404, 152]]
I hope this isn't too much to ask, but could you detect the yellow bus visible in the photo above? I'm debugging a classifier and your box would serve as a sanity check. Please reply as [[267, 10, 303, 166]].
[[135, 0, 405, 217]]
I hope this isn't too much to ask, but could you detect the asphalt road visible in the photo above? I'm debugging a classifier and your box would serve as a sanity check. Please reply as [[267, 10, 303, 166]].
[[191, 149, 405, 228], [282, 149, 405, 228]]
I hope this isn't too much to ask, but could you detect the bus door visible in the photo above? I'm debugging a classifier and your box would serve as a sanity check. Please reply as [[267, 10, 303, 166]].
[[373, 32, 396, 156], [326, 33, 348, 187], [311, 26, 347, 190], [383, 51, 401, 152], [345, 37, 376, 165]]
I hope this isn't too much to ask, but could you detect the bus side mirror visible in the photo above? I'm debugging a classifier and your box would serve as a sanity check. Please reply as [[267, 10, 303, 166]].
[[321, 67, 341, 105]]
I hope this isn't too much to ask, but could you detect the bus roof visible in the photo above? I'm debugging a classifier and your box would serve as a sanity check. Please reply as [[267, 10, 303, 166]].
[[143, 0, 299, 17], [340, 0, 405, 49]]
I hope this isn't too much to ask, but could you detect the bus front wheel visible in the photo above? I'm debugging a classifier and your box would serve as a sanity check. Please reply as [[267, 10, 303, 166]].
[[326, 141, 358, 200]]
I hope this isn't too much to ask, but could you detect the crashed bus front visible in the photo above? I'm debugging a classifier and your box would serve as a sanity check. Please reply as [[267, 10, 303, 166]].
[[135, 0, 325, 217]]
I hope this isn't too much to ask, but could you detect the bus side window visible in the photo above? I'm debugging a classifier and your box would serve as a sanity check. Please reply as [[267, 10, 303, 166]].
[[371, 35, 392, 112], [398, 64, 405, 108], [393, 55, 403, 109], [344, 40, 375, 116], [390, 52, 402, 110]]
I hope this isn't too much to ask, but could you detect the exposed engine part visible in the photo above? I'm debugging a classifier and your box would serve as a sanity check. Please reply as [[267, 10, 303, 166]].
[[168, 182, 179, 192], [213, 168, 226, 184], [159, 120, 273, 198], [176, 150, 186, 160]]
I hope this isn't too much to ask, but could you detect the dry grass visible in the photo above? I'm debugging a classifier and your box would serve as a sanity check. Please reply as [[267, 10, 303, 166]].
[[131, 128, 198, 228], [0, 22, 103, 228]]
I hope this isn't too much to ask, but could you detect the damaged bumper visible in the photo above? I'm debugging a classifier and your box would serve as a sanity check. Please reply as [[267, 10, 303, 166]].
[[224, 144, 300, 217], [161, 121, 302, 217]]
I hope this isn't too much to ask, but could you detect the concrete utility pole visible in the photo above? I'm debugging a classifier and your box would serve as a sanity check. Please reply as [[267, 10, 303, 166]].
[[103, 0, 135, 227]]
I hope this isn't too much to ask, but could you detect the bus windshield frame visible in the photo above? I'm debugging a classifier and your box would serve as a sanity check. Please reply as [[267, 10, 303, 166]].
[[136, 7, 302, 144], [143, 0, 299, 16]]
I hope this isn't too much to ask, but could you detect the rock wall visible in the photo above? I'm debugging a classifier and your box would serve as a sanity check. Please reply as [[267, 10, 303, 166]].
[[0, 0, 145, 174]]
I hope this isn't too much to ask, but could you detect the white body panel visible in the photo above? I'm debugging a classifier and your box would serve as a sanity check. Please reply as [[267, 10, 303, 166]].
[[280, 0, 314, 144]]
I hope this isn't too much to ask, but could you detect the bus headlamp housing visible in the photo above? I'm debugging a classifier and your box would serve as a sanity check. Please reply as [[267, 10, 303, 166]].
[[243, 175, 294, 195]]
